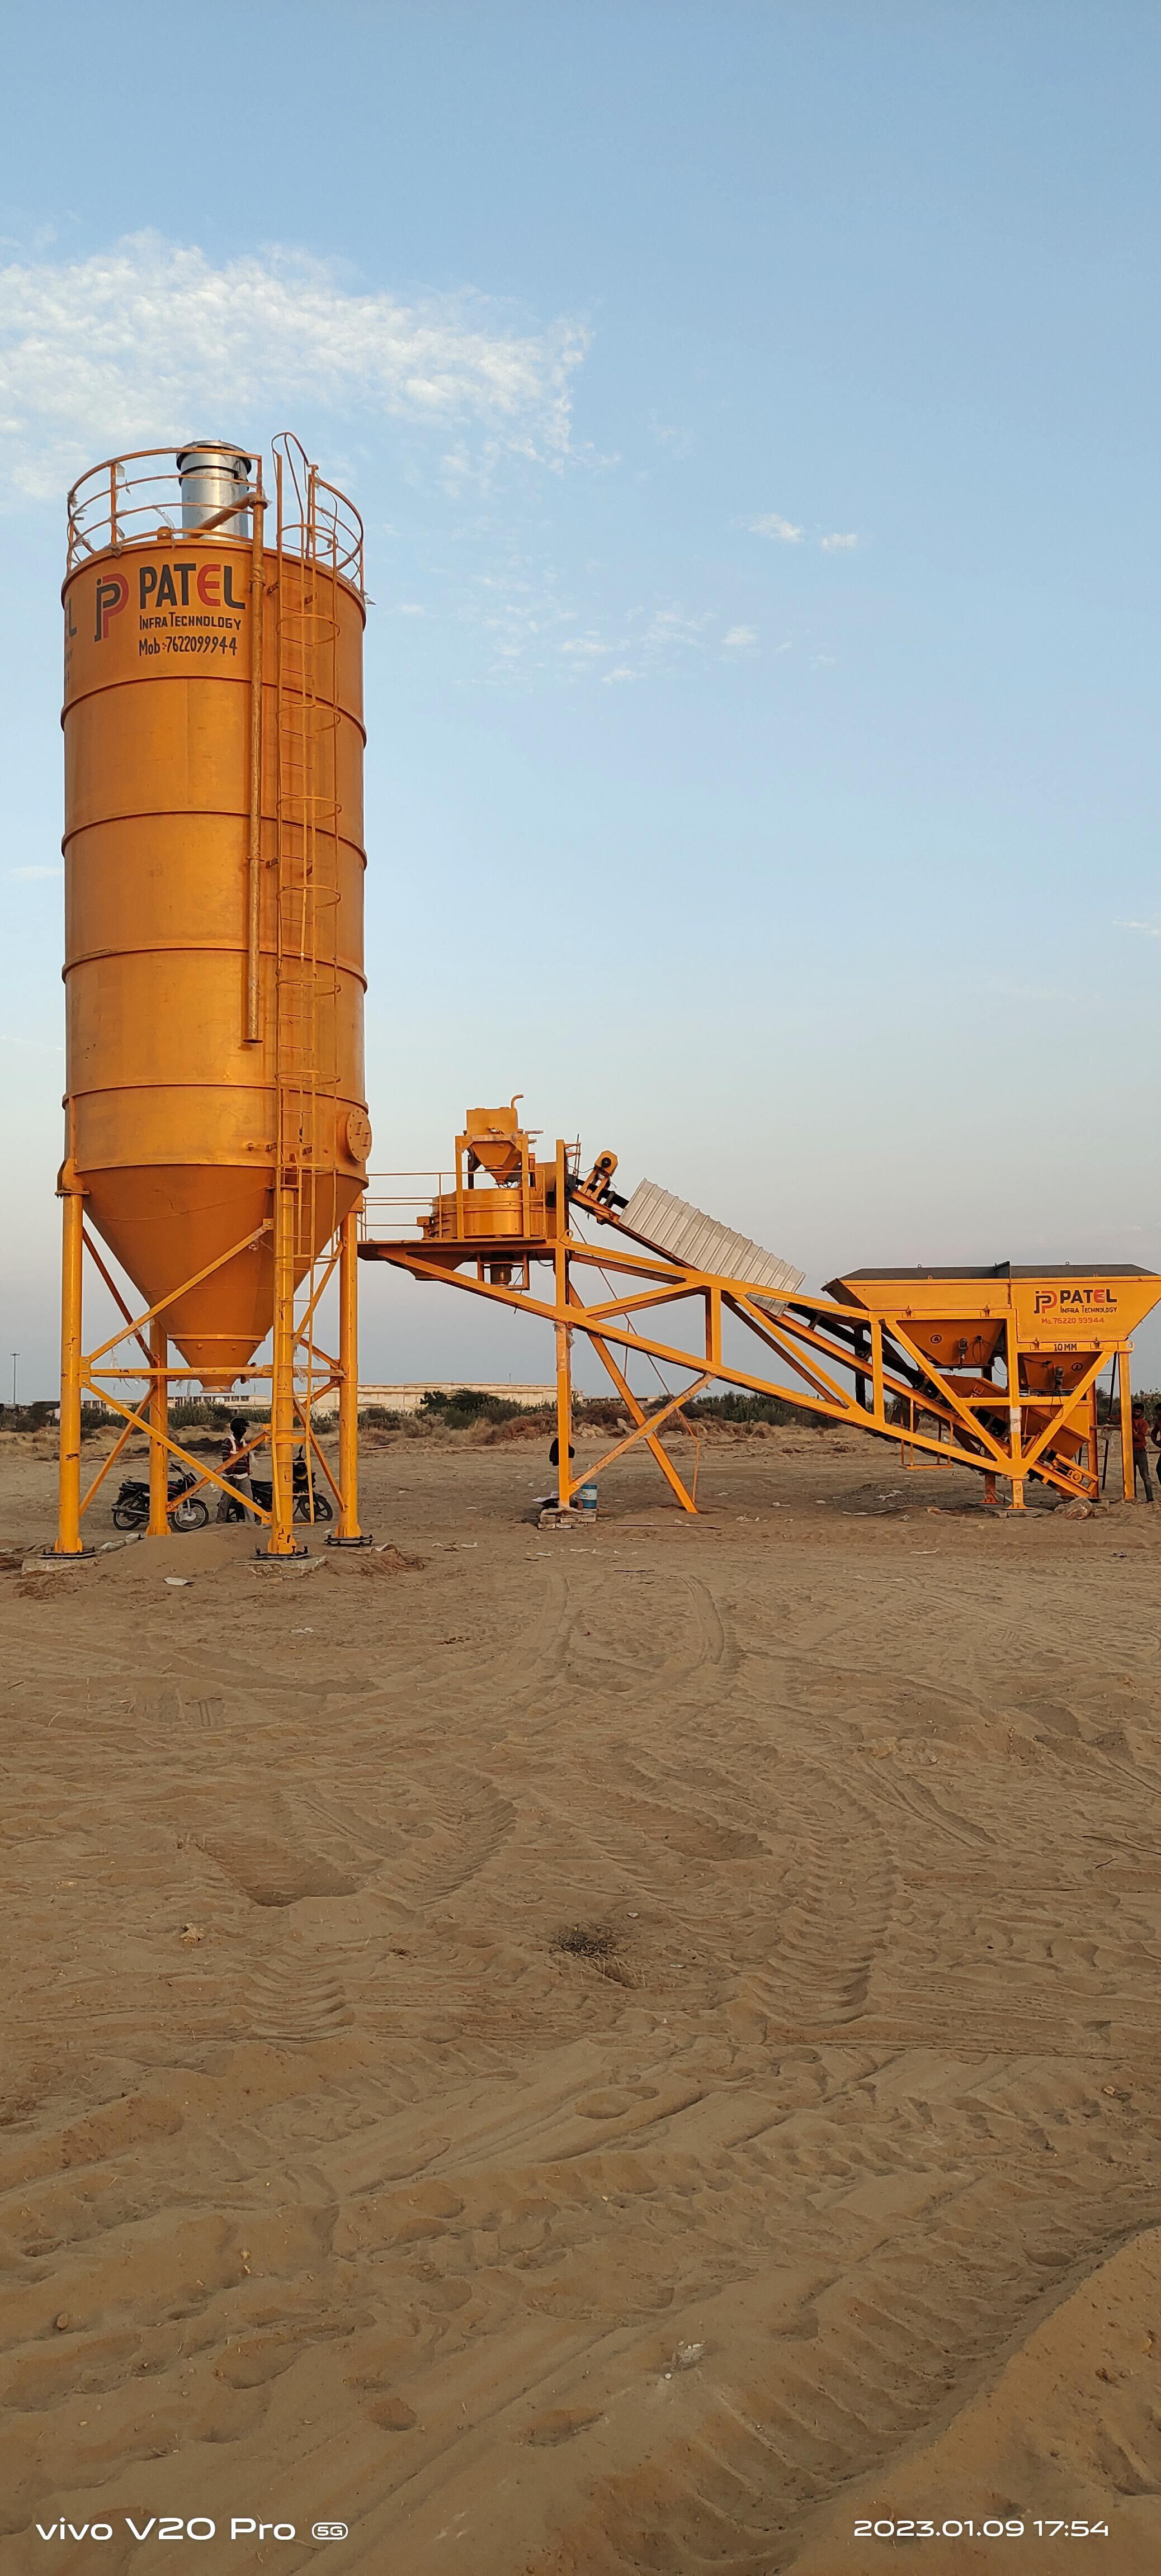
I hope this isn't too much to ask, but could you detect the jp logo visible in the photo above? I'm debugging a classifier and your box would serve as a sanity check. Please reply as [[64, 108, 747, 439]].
[[93, 574, 129, 640]]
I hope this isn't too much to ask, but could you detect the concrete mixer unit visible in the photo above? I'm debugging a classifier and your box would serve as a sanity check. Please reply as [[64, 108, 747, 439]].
[[56, 437, 372, 1557]]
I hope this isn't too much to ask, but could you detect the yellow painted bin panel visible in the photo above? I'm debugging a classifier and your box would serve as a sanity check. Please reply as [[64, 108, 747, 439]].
[[830, 1266, 1161, 1352], [62, 531, 368, 1382]]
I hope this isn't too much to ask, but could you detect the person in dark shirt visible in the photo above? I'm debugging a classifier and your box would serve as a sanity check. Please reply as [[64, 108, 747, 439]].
[[1131, 1401, 1153, 1502], [217, 1414, 255, 1519]]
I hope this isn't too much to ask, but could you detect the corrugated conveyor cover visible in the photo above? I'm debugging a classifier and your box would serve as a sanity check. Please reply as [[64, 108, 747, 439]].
[[619, 1181, 805, 1317]]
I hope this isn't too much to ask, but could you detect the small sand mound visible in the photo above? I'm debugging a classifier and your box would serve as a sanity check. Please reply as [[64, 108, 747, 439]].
[[122, 1526, 261, 1576], [792, 2229, 1161, 2571]]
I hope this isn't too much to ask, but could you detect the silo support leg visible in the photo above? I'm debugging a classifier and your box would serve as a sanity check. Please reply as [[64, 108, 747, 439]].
[[1006, 1315, 1025, 1511], [267, 1182, 302, 1556], [56, 1188, 84, 1556], [554, 1147, 572, 1513], [329, 1210, 369, 1544], [148, 1321, 169, 1536], [1119, 1348, 1135, 1502], [555, 1316, 573, 1512]]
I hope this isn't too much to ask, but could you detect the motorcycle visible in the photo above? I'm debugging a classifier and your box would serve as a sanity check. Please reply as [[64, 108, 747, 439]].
[[112, 1468, 210, 1532], [219, 1457, 334, 1524]]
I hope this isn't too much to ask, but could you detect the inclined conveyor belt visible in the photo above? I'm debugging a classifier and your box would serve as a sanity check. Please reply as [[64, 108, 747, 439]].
[[616, 1180, 804, 1319]]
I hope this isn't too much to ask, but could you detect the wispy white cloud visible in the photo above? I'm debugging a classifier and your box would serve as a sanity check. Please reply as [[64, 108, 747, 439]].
[[650, 416, 697, 459], [8, 865, 62, 879], [744, 515, 863, 553], [462, 558, 579, 673], [1116, 918, 1161, 936], [642, 605, 716, 652], [748, 513, 804, 544], [559, 634, 617, 659], [0, 233, 589, 501], [458, 567, 761, 688]]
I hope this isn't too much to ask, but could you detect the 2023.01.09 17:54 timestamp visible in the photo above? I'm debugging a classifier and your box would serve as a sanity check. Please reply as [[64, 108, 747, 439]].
[[853, 2521, 1109, 2540]]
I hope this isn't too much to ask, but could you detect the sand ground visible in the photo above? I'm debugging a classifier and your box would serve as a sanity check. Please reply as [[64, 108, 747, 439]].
[[3, 1422, 1161, 2573]]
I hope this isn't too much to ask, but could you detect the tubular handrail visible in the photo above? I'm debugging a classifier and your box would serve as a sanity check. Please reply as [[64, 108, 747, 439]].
[[66, 443, 364, 588]]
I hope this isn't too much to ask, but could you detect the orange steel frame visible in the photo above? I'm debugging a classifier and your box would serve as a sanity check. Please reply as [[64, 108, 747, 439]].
[[55, 1191, 365, 1556], [360, 1148, 1145, 1515]]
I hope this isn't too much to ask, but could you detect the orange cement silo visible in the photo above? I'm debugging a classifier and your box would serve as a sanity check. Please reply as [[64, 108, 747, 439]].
[[56, 438, 371, 1556]]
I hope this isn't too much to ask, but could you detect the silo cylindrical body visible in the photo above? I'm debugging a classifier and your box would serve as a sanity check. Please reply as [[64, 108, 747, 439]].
[[61, 457, 369, 1385]]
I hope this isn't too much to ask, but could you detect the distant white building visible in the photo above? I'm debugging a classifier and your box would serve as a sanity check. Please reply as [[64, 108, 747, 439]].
[[227, 1382, 556, 1419], [69, 1381, 557, 1429], [348, 1382, 555, 1417]]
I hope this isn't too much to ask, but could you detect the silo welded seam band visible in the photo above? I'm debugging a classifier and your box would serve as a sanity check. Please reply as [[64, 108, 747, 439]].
[[63, 951, 367, 985], [59, 676, 367, 742]]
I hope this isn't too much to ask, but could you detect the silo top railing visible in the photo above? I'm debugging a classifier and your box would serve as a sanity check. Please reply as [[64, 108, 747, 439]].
[[66, 443, 365, 591]]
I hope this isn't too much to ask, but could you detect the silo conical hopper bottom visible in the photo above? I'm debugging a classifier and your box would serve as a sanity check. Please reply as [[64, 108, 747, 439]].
[[86, 1169, 363, 1389]]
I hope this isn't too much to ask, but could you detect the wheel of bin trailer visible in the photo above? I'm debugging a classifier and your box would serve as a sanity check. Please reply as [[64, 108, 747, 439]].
[[173, 1498, 210, 1530]]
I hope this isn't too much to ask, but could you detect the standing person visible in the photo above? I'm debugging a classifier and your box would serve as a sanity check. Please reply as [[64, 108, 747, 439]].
[[535, 1429, 577, 1513], [216, 1414, 254, 1520], [1131, 1401, 1153, 1502]]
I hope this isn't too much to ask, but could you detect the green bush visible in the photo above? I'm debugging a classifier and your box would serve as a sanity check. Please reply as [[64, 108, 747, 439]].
[[421, 1387, 524, 1428], [170, 1400, 230, 1430], [683, 1391, 824, 1429]]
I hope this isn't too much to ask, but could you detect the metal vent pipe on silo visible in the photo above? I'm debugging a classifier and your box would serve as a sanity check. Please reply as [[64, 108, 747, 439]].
[[177, 442, 253, 537]]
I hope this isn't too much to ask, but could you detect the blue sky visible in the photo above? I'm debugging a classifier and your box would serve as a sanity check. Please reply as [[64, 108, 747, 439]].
[[3, 1, 1161, 1399]]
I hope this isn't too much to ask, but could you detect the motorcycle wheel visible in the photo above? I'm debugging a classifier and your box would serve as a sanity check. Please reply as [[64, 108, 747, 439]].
[[172, 1498, 210, 1531], [112, 1504, 143, 1531], [313, 1494, 334, 1522]]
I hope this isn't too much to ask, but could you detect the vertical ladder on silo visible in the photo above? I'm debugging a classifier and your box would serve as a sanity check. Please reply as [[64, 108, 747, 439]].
[[272, 442, 344, 1332]]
